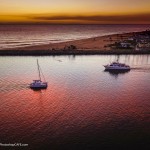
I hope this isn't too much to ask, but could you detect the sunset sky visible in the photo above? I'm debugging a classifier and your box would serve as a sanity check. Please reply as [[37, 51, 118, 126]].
[[0, 0, 150, 24]]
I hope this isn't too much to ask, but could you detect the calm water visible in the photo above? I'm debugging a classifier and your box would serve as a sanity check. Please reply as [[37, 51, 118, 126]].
[[0, 24, 150, 49], [0, 55, 150, 149]]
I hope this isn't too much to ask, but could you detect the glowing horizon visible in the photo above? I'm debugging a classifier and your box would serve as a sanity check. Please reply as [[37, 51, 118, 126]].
[[0, 0, 150, 24]]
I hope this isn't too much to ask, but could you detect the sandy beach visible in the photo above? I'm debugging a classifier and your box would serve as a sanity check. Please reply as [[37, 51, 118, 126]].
[[2, 32, 134, 51]]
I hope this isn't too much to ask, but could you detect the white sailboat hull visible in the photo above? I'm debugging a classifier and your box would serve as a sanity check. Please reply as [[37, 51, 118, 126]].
[[30, 81, 48, 89]]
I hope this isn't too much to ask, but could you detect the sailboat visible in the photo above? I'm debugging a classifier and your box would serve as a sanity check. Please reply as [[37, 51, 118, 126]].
[[30, 59, 48, 89]]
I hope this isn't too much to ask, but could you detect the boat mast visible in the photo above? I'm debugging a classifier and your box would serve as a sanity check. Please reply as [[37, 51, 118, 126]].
[[116, 55, 119, 62], [37, 59, 41, 81]]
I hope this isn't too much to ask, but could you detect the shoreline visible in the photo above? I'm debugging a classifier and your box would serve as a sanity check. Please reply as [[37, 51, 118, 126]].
[[0, 49, 150, 56], [0, 31, 150, 56]]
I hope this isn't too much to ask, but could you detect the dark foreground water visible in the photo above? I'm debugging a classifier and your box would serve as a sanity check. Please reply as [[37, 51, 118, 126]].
[[0, 55, 150, 150]]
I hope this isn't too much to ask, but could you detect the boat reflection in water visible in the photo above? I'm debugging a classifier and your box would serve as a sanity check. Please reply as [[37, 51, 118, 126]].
[[104, 69, 130, 78]]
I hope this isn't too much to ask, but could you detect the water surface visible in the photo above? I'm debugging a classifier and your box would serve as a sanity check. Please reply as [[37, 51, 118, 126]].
[[0, 24, 150, 49], [0, 55, 150, 149]]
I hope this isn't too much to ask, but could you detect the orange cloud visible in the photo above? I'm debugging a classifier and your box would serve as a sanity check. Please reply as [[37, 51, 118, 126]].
[[0, 13, 150, 24], [31, 13, 150, 22]]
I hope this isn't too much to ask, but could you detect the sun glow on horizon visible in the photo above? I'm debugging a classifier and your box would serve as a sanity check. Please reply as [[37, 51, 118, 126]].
[[0, 0, 150, 24]]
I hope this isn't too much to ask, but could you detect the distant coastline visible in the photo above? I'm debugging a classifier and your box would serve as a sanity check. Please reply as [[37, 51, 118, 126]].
[[0, 31, 150, 56]]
